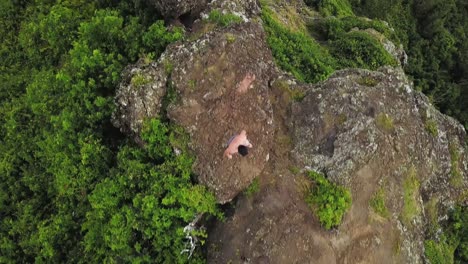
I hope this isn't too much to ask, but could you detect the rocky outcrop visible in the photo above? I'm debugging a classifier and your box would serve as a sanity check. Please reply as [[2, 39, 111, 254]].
[[113, 0, 467, 262], [114, 21, 276, 203], [290, 66, 467, 263], [150, 0, 208, 19], [164, 22, 276, 203], [111, 60, 168, 141], [200, 0, 261, 22]]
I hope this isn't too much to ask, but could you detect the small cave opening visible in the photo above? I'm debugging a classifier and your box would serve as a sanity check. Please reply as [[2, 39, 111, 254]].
[[178, 11, 196, 30]]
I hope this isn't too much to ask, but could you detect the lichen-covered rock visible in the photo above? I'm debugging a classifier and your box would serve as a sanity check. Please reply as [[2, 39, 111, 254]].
[[150, 0, 208, 18], [165, 22, 276, 203], [200, 0, 261, 22], [290, 66, 467, 263], [111, 60, 168, 142]]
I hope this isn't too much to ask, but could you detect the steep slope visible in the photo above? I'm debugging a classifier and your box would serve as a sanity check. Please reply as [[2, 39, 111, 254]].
[[112, 0, 467, 263]]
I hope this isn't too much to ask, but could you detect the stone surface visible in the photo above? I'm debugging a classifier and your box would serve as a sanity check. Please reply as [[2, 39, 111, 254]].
[[111, 59, 168, 143], [150, 0, 208, 19], [165, 22, 276, 203], [290, 66, 467, 263]]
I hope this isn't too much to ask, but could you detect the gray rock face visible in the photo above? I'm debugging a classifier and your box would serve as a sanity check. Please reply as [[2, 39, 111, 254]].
[[111, 60, 168, 142], [151, 0, 208, 18], [290, 66, 467, 262]]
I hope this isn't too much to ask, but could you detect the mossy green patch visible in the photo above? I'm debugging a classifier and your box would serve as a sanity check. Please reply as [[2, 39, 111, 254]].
[[357, 76, 379, 87], [424, 236, 456, 264], [207, 10, 242, 27], [370, 187, 389, 218], [449, 141, 462, 188], [244, 177, 260, 198], [376, 113, 394, 132], [130, 73, 151, 87], [274, 80, 306, 102], [425, 197, 439, 237], [401, 166, 420, 226], [425, 119, 439, 137]]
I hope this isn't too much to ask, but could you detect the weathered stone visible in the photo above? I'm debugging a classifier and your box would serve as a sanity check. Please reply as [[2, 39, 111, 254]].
[[150, 0, 208, 19], [111, 59, 168, 143], [290, 66, 467, 263]]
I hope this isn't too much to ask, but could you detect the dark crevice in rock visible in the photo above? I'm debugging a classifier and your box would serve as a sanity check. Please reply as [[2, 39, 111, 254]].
[[319, 129, 337, 157]]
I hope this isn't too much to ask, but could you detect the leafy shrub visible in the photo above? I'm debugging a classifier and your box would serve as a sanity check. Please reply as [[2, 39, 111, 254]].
[[425, 236, 456, 264], [262, 8, 336, 83], [330, 31, 397, 70], [304, 0, 354, 17], [321, 16, 400, 45], [142, 20, 184, 58], [306, 171, 352, 229], [0, 1, 222, 263], [451, 206, 468, 262], [207, 10, 242, 27]]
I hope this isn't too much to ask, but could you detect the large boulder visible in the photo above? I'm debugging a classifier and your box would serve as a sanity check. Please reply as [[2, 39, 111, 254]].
[[290, 66, 467, 263], [113, 22, 276, 203], [165, 22, 276, 203]]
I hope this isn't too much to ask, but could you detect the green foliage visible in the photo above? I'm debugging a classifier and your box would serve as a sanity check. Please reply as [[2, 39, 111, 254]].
[[425, 119, 439, 137], [207, 10, 243, 27], [244, 178, 260, 197], [262, 6, 396, 84], [82, 119, 220, 263], [330, 31, 397, 69], [425, 236, 456, 264], [451, 206, 468, 262], [376, 113, 394, 132], [424, 206, 468, 264], [142, 20, 184, 58], [305, 0, 354, 17], [131, 73, 151, 87], [401, 166, 420, 226], [306, 171, 352, 230], [349, 0, 468, 130], [0, 1, 220, 262], [262, 7, 336, 83], [425, 197, 440, 237], [370, 188, 389, 218], [225, 33, 237, 43], [320, 16, 400, 45]]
